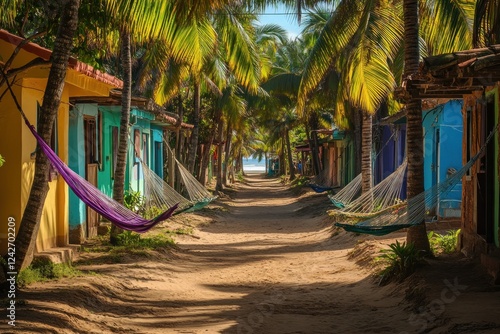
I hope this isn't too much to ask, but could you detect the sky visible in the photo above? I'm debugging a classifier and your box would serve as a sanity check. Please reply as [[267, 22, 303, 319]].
[[257, 4, 302, 40]]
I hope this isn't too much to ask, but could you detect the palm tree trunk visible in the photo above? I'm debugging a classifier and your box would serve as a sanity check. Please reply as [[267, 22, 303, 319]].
[[187, 80, 201, 173], [223, 120, 232, 186], [110, 28, 132, 244], [15, 0, 81, 270], [361, 113, 373, 194], [199, 142, 212, 186], [280, 137, 286, 175], [286, 128, 296, 181], [308, 113, 321, 175], [353, 109, 362, 176], [404, 0, 430, 252], [216, 114, 224, 192]]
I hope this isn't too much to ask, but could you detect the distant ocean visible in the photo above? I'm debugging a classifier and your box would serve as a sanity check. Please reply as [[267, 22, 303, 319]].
[[242, 157, 266, 173]]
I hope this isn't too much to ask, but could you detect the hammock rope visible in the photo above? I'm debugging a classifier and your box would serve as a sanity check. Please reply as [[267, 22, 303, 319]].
[[165, 144, 217, 210], [330, 159, 407, 216], [328, 131, 398, 205], [127, 134, 193, 215], [336, 123, 498, 235], [25, 120, 178, 232], [141, 160, 194, 214]]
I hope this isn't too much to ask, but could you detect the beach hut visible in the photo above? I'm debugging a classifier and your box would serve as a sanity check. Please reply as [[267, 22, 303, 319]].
[[403, 45, 500, 278], [68, 94, 192, 243], [0, 30, 122, 256]]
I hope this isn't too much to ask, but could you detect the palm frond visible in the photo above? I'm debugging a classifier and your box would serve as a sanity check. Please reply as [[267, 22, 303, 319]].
[[217, 8, 261, 94], [297, 0, 365, 115], [420, 0, 474, 55], [473, 0, 500, 46]]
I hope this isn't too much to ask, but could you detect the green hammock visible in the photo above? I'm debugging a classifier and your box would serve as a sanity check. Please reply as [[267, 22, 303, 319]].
[[335, 125, 497, 235]]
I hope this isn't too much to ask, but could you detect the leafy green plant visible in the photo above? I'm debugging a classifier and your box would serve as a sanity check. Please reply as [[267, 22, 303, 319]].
[[123, 189, 145, 214], [428, 229, 461, 254], [0, 154, 4, 167], [376, 240, 422, 285]]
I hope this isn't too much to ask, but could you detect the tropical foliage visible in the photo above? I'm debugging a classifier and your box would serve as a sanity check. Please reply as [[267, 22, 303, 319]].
[[2, 0, 498, 268]]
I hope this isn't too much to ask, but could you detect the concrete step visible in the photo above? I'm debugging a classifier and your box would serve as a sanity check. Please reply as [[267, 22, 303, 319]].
[[33, 244, 81, 265]]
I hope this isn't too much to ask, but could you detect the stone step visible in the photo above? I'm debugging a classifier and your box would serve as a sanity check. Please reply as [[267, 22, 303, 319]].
[[33, 244, 81, 265]]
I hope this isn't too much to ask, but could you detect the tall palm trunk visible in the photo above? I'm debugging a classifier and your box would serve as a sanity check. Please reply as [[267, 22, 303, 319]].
[[15, 0, 81, 270], [308, 113, 321, 175], [280, 137, 286, 175], [404, 0, 430, 252], [187, 80, 201, 173], [361, 113, 372, 194], [223, 120, 232, 186], [216, 114, 224, 192], [353, 109, 362, 175], [285, 128, 296, 181], [199, 141, 213, 186], [110, 29, 132, 244]]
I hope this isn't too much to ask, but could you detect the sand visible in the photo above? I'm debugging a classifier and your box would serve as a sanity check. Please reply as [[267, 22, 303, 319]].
[[3, 174, 500, 333]]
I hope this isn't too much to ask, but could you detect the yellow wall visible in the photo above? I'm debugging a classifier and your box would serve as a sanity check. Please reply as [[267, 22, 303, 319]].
[[0, 84, 23, 254], [0, 38, 116, 256]]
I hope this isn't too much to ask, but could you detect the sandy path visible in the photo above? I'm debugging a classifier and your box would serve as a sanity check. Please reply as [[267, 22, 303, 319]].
[[4, 175, 500, 333]]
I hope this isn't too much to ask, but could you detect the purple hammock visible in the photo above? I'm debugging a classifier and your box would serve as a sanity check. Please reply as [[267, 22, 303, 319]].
[[26, 121, 178, 232]]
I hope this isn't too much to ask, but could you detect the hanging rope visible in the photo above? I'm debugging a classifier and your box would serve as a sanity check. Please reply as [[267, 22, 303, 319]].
[[335, 123, 498, 235]]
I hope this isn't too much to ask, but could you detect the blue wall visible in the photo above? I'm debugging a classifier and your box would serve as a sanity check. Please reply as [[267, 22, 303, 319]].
[[423, 100, 463, 218]]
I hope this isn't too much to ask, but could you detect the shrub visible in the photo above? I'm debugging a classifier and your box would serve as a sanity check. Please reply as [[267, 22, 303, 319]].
[[123, 189, 145, 214], [428, 229, 461, 254], [376, 240, 422, 285], [17, 258, 81, 288]]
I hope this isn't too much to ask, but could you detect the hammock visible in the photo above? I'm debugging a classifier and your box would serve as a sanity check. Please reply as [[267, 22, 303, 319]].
[[328, 131, 398, 207], [166, 145, 217, 210], [330, 159, 407, 217], [141, 161, 194, 215], [328, 173, 362, 209], [309, 183, 335, 193], [335, 124, 497, 235], [26, 120, 178, 232]]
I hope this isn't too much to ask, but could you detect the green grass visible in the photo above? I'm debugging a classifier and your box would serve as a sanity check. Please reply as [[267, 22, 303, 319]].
[[17, 258, 82, 288]]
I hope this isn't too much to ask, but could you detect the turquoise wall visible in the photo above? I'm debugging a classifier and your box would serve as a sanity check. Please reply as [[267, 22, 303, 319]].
[[68, 105, 89, 229], [69, 104, 164, 235]]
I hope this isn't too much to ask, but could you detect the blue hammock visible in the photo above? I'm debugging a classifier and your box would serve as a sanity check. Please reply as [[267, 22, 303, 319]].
[[309, 184, 335, 193]]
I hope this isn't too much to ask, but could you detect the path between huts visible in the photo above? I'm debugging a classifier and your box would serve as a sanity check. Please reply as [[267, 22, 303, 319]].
[[4, 174, 500, 333]]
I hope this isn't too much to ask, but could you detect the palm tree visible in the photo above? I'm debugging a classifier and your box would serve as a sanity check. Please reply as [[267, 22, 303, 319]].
[[298, 2, 402, 194], [403, 0, 430, 252], [14, 0, 81, 270]]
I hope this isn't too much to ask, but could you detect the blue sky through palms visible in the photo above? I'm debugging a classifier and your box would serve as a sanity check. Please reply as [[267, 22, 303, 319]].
[[258, 4, 302, 39]]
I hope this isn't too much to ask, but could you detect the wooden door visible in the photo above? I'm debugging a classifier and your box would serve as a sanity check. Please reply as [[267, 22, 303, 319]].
[[86, 163, 99, 238], [84, 116, 99, 238]]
